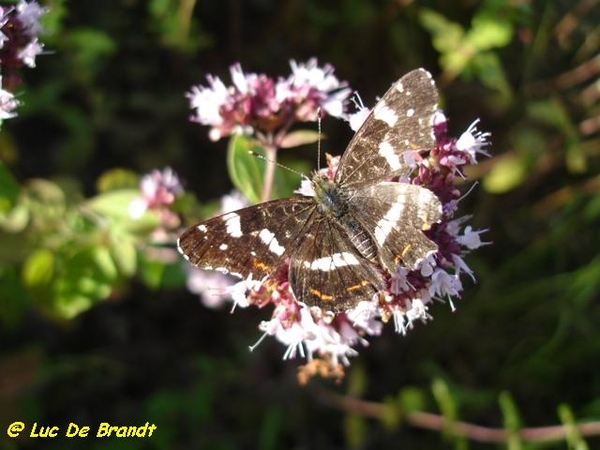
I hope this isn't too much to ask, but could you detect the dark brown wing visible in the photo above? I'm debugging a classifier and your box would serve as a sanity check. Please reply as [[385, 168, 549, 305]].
[[335, 69, 439, 189], [288, 216, 386, 313], [349, 182, 442, 272], [178, 197, 315, 281]]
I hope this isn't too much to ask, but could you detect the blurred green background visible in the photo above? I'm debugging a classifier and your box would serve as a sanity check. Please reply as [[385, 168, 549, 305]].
[[1, 0, 600, 449]]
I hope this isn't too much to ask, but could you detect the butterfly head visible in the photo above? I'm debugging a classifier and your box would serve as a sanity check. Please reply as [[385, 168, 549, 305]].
[[311, 172, 349, 219]]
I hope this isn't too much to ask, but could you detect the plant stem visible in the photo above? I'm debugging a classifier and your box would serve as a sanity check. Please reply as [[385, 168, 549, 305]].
[[312, 386, 600, 444], [261, 143, 277, 202]]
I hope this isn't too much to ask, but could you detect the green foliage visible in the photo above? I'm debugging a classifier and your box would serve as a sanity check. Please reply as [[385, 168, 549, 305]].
[[0, 163, 181, 323], [0, 160, 20, 212], [227, 134, 307, 203], [227, 135, 268, 204], [499, 392, 522, 450], [420, 1, 514, 99], [559, 405, 589, 450], [148, 0, 212, 52]]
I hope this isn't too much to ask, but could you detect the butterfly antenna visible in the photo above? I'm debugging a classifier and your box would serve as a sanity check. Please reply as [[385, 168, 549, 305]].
[[248, 151, 303, 177], [316, 107, 322, 170]]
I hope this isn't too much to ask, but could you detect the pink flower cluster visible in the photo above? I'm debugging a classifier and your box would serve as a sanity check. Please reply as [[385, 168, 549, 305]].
[[129, 167, 183, 229], [187, 59, 352, 142], [0, 0, 48, 120]]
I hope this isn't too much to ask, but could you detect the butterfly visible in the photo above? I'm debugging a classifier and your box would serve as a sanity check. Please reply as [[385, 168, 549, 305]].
[[178, 68, 442, 313]]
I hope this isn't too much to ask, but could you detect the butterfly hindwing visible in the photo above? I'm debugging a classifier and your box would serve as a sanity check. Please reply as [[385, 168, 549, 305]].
[[335, 68, 438, 189], [349, 182, 442, 272], [178, 198, 315, 281], [288, 216, 386, 311]]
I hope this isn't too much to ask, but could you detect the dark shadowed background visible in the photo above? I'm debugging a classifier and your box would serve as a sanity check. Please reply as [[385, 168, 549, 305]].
[[1, 1, 599, 449]]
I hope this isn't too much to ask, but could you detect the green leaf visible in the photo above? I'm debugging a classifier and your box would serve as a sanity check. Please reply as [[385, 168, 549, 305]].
[[380, 396, 402, 430], [558, 404, 589, 450], [432, 378, 457, 423], [24, 179, 67, 218], [528, 98, 574, 132], [398, 386, 426, 412], [90, 246, 119, 282], [528, 99, 584, 172], [96, 168, 140, 193], [66, 27, 117, 70], [109, 237, 138, 277], [227, 134, 266, 204], [483, 154, 527, 193], [344, 413, 367, 448], [468, 13, 513, 51], [139, 257, 167, 289], [38, 0, 67, 38], [259, 404, 284, 450], [0, 265, 29, 327], [472, 53, 513, 99], [419, 9, 464, 57], [421, 6, 512, 88], [0, 204, 29, 233], [52, 246, 116, 319], [85, 189, 161, 233], [55, 293, 95, 320], [22, 249, 55, 291], [0, 161, 20, 213], [86, 189, 140, 219], [499, 391, 522, 450], [431, 378, 466, 446]]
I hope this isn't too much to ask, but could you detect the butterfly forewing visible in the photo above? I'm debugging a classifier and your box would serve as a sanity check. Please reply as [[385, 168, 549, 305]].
[[178, 198, 316, 281], [335, 68, 438, 189]]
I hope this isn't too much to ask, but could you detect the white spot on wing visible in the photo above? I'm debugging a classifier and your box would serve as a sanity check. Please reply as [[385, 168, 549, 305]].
[[374, 198, 406, 245], [219, 243, 228, 250], [198, 224, 207, 232], [258, 228, 285, 256], [303, 252, 360, 271], [177, 238, 190, 260], [416, 188, 440, 223], [406, 108, 415, 117], [225, 212, 242, 238], [373, 102, 398, 127], [378, 140, 402, 171]]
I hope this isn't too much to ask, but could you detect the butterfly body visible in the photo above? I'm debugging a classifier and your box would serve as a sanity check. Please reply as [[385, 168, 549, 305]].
[[179, 69, 443, 313]]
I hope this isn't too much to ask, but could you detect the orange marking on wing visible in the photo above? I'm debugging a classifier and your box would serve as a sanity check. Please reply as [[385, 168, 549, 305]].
[[346, 280, 370, 292], [394, 244, 412, 264], [309, 288, 334, 301], [252, 260, 270, 272]]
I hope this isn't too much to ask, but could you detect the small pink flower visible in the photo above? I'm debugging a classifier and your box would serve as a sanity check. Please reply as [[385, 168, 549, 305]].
[[0, 1, 48, 111], [17, 37, 43, 68], [16, 0, 48, 36], [185, 266, 239, 309], [187, 59, 351, 142], [0, 78, 19, 119], [129, 167, 183, 227]]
